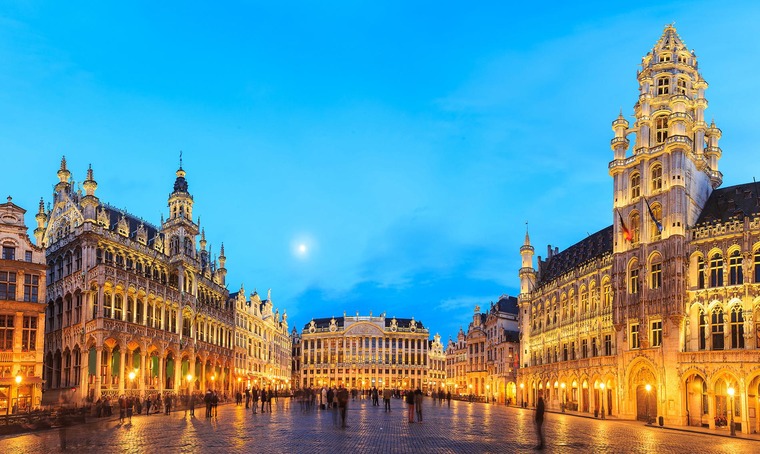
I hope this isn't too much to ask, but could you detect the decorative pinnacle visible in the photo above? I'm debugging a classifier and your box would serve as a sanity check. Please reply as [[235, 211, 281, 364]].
[[60, 155, 67, 171]]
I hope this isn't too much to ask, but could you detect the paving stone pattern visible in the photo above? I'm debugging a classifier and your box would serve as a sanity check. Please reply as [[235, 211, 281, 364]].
[[0, 397, 757, 453]]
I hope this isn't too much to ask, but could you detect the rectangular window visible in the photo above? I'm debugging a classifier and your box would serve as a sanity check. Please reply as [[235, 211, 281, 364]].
[[629, 269, 639, 294], [651, 263, 662, 289], [0, 314, 13, 350], [24, 274, 39, 302], [581, 339, 588, 359], [651, 321, 662, 347], [604, 335, 612, 356], [631, 324, 640, 349], [1, 246, 15, 260], [570, 342, 576, 360], [0, 271, 17, 300], [22, 316, 37, 351], [25, 251, 32, 262]]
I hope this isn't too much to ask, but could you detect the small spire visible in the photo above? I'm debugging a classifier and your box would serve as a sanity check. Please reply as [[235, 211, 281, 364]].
[[38, 198, 44, 213], [6, 196, 11, 203], [179, 150, 183, 170], [86, 164, 94, 181], [60, 155, 67, 171], [220, 243, 225, 257], [524, 221, 531, 246]]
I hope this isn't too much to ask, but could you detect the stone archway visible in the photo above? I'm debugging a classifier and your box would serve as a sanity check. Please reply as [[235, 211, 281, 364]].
[[683, 371, 708, 427]]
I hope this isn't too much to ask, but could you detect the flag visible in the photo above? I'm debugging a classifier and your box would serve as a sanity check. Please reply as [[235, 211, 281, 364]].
[[645, 197, 663, 233], [617, 209, 632, 241]]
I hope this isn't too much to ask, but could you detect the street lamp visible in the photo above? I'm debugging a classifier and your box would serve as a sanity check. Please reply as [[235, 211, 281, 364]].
[[16, 373, 21, 414], [128, 371, 136, 391], [486, 384, 490, 403], [211, 375, 216, 390], [520, 383, 525, 407], [600, 383, 606, 419], [645, 384, 652, 425], [727, 387, 736, 437], [560, 383, 566, 412]]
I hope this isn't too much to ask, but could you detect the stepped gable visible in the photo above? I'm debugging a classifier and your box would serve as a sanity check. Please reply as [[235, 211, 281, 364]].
[[536, 225, 613, 287], [695, 182, 760, 226]]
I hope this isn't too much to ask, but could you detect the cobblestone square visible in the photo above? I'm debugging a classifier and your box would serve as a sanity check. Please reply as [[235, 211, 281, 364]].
[[1, 398, 757, 453]]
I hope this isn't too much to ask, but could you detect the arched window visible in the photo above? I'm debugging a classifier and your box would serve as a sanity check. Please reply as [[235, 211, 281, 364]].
[[697, 257, 706, 289], [561, 294, 567, 320], [709, 253, 724, 287], [630, 212, 641, 244], [657, 77, 669, 95], [711, 307, 724, 350], [114, 294, 123, 320], [651, 164, 663, 191], [655, 116, 668, 143], [730, 306, 744, 349], [755, 250, 760, 283], [103, 293, 112, 318], [631, 173, 641, 199], [729, 250, 743, 285], [628, 261, 639, 294], [650, 254, 662, 289], [650, 203, 663, 241], [603, 280, 612, 308], [580, 288, 588, 315]]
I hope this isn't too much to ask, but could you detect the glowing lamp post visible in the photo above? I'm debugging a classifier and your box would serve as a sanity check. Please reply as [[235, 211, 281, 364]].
[[14, 375, 22, 414], [520, 383, 524, 407], [645, 384, 652, 425], [727, 387, 736, 437], [211, 375, 216, 390], [560, 383, 566, 412], [600, 383, 606, 419], [128, 371, 136, 391]]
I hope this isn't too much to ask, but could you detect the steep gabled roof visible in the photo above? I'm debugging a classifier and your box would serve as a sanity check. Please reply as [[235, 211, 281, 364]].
[[536, 226, 613, 288], [695, 182, 760, 226]]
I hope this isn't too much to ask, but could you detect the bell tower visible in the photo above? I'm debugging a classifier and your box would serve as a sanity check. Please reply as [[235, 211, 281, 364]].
[[609, 24, 721, 355], [162, 154, 199, 258]]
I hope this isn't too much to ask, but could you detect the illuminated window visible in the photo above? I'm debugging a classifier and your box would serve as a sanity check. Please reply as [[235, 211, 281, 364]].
[[657, 77, 669, 95], [651, 321, 662, 347], [651, 164, 663, 191], [603, 280, 612, 307], [0, 315, 13, 350], [728, 250, 743, 285], [630, 212, 641, 244], [21, 316, 37, 351], [709, 253, 724, 287], [629, 264, 639, 294], [631, 324, 640, 349], [698, 309, 707, 350], [655, 116, 668, 143], [730, 307, 744, 349], [650, 257, 662, 289], [631, 173, 641, 199], [697, 257, 706, 289], [660, 53, 671, 63], [711, 308, 724, 350]]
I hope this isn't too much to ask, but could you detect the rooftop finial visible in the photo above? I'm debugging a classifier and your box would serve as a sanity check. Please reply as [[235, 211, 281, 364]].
[[179, 150, 183, 170], [60, 155, 67, 171]]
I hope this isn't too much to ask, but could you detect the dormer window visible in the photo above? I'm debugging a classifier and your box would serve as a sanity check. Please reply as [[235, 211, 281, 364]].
[[677, 54, 688, 64], [660, 53, 671, 63], [657, 77, 669, 95]]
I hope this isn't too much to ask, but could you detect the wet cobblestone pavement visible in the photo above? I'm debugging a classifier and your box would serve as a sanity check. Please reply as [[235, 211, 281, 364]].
[[0, 398, 757, 453]]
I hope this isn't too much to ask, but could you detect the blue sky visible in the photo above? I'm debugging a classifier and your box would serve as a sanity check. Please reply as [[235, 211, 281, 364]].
[[2, 1, 760, 341]]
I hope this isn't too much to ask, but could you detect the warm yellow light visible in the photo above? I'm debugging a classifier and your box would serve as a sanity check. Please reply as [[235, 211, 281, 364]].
[[645, 383, 652, 392], [561, 382, 566, 389], [520, 383, 524, 389], [15, 375, 22, 384], [600, 383, 605, 390], [727, 387, 735, 397], [211, 376, 215, 381], [187, 374, 193, 382], [128, 371, 136, 381], [238, 377, 242, 382]]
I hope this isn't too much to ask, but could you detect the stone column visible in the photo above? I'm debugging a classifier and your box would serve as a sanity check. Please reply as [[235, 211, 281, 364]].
[[158, 355, 165, 393], [201, 361, 207, 392], [140, 352, 147, 396], [189, 358, 196, 394], [94, 346, 103, 401], [174, 357, 181, 391], [707, 390, 716, 429], [118, 349, 126, 393]]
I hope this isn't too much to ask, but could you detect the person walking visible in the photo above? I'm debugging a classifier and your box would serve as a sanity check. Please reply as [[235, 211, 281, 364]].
[[405, 390, 415, 423], [212, 391, 219, 417], [251, 388, 259, 414], [414, 388, 423, 422], [204, 390, 213, 418], [118, 395, 126, 423], [446, 391, 451, 408], [383, 387, 392, 412], [126, 396, 134, 423], [165, 394, 172, 415], [145, 397, 152, 416], [261, 389, 268, 413], [535, 395, 546, 450], [189, 393, 196, 417], [267, 388, 273, 413], [337, 385, 349, 428]]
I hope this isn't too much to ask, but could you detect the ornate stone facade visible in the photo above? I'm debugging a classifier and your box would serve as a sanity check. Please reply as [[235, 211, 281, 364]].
[[232, 288, 291, 392], [518, 25, 760, 434], [445, 295, 519, 402], [0, 197, 46, 412], [40, 157, 239, 402], [298, 313, 430, 390]]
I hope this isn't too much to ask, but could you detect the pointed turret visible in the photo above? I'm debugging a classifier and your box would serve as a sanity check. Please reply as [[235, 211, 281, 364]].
[[610, 110, 630, 161], [55, 155, 72, 194], [81, 164, 100, 222], [216, 242, 226, 285], [34, 197, 47, 245], [519, 224, 536, 295]]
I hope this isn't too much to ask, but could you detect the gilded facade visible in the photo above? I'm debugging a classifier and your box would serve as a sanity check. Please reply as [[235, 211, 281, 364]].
[[427, 333, 446, 393], [518, 25, 760, 434], [445, 295, 519, 402], [41, 158, 237, 402], [298, 313, 430, 390], [232, 288, 291, 392], [0, 197, 46, 413]]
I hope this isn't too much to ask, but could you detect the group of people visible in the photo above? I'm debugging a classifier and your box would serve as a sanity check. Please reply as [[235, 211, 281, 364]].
[[404, 389, 424, 423], [236, 387, 279, 413]]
